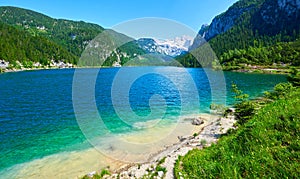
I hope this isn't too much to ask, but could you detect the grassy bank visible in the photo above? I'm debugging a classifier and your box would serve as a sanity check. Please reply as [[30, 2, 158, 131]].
[[175, 86, 300, 178]]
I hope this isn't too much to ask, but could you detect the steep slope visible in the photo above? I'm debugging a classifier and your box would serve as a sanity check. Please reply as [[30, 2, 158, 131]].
[[175, 86, 300, 178], [182, 0, 300, 67], [200, 0, 264, 41], [206, 0, 300, 56], [136, 36, 193, 57], [0, 6, 147, 67], [0, 22, 76, 66], [0, 6, 104, 57]]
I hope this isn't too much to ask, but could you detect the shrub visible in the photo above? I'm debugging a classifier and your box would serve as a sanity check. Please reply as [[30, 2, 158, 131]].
[[156, 165, 167, 173], [287, 67, 300, 86], [210, 103, 229, 116], [234, 101, 255, 125], [231, 82, 255, 124], [264, 82, 295, 100]]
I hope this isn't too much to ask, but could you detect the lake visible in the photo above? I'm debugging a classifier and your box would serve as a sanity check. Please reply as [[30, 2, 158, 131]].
[[0, 67, 286, 178]]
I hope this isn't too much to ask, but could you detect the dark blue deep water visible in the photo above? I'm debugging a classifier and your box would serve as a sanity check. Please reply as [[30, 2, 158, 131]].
[[0, 67, 286, 174]]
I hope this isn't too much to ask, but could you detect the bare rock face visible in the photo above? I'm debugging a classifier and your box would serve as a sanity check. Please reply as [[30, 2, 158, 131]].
[[190, 2, 254, 49], [204, 7, 252, 40], [260, 0, 300, 25], [191, 0, 300, 50], [277, 0, 300, 14]]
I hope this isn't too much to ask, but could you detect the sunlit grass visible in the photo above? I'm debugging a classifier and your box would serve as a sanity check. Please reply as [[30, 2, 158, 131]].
[[175, 88, 300, 178]]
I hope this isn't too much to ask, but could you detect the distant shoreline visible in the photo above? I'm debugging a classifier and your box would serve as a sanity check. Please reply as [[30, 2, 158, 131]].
[[1, 65, 295, 75]]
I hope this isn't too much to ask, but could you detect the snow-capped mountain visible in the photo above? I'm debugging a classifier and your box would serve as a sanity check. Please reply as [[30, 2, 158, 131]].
[[136, 35, 194, 57]]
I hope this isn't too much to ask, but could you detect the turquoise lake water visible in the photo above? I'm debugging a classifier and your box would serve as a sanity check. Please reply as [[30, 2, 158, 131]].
[[0, 67, 287, 177]]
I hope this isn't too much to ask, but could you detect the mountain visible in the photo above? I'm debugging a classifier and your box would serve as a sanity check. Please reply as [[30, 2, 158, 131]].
[[0, 6, 104, 57], [136, 36, 193, 57], [181, 0, 300, 68], [0, 6, 146, 67], [0, 22, 76, 67]]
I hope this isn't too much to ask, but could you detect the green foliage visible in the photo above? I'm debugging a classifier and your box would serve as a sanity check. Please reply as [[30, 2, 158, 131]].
[[209, 0, 300, 58], [200, 139, 207, 146], [287, 67, 300, 86], [234, 101, 255, 125], [264, 82, 295, 100], [81, 169, 110, 179], [0, 22, 77, 65], [231, 83, 249, 102], [175, 87, 300, 178], [231, 83, 254, 125], [209, 103, 228, 115], [220, 40, 300, 68], [157, 157, 166, 166], [177, 0, 300, 68], [0, 6, 104, 57], [99, 169, 110, 177], [156, 165, 167, 173], [175, 43, 218, 67], [175, 53, 202, 67]]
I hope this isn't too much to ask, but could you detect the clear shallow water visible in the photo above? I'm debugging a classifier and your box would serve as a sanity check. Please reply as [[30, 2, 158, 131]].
[[0, 67, 286, 176]]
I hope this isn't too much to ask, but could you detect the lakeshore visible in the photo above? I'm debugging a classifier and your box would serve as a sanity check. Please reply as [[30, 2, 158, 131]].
[[0, 67, 287, 178], [0, 113, 235, 179], [82, 113, 236, 179]]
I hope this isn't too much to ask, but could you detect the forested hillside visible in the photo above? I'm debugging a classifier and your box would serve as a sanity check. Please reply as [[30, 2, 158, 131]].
[[0, 6, 104, 57], [0, 22, 76, 67], [0, 6, 146, 68], [178, 0, 300, 68]]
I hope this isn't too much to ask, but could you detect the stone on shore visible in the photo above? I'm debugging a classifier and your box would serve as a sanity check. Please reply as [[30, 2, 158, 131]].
[[192, 118, 204, 125], [87, 171, 96, 177], [158, 171, 164, 178]]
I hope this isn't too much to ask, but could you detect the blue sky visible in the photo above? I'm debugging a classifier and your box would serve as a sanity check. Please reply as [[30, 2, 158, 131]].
[[0, 0, 238, 32]]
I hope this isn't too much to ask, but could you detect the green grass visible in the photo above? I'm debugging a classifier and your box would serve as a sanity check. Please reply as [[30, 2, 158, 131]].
[[175, 88, 300, 178]]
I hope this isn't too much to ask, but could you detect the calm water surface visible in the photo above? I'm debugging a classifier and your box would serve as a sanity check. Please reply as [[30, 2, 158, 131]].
[[0, 67, 286, 175]]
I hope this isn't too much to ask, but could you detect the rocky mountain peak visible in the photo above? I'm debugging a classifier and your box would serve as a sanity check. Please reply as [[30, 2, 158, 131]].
[[260, 0, 300, 25], [199, 4, 254, 41], [136, 36, 193, 57]]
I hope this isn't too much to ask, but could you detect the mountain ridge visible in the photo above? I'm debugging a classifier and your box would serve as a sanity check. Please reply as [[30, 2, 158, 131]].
[[0, 6, 104, 57], [136, 36, 193, 57], [181, 0, 300, 68]]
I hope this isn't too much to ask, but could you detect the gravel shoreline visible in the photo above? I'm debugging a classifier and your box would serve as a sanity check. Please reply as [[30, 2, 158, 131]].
[[86, 114, 236, 179]]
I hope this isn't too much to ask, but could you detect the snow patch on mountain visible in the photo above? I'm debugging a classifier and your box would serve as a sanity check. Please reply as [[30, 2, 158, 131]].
[[136, 36, 194, 57]]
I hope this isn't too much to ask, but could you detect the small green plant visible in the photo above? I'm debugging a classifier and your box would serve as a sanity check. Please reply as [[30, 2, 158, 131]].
[[231, 82, 255, 124], [223, 108, 234, 117], [193, 133, 198, 137], [287, 67, 300, 86], [81, 173, 102, 179], [210, 103, 228, 115], [100, 169, 110, 178], [264, 82, 295, 100], [234, 101, 255, 125], [231, 82, 249, 102], [158, 157, 166, 165], [156, 165, 167, 173], [200, 139, 207, 146]]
